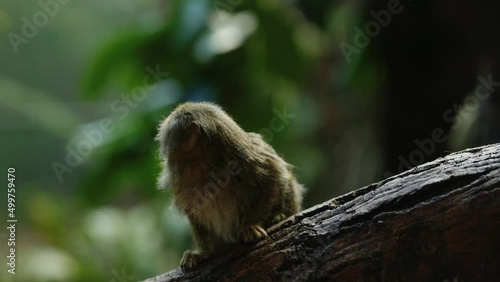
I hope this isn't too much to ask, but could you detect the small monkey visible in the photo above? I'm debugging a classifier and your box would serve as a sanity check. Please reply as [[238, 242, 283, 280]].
[[156, 102, 304, 270]]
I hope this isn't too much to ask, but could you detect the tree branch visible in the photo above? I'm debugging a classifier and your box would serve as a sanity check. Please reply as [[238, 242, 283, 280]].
[[143, 143, 500, 282]]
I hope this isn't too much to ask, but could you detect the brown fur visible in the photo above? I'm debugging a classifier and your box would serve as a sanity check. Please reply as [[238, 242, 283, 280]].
[[156, 102, 304, 270]]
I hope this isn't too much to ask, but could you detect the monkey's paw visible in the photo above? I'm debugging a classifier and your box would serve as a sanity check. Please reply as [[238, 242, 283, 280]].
[[239, 225, 268, 243], [271, 213, 287, 224], [180, 250, 209, 271]]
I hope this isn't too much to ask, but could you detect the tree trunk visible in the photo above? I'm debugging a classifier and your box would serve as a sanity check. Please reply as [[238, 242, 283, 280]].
[[143, 143, 500, 282]]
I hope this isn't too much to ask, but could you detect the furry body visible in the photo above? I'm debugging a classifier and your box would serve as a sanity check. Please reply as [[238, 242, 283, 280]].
[[156, 102, 304, 269]]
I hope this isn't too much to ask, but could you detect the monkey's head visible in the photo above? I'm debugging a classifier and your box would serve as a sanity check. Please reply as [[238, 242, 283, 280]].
[[155, 102, 248, 189]]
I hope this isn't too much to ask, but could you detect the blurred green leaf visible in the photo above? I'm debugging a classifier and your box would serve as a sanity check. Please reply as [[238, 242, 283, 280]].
[[0, 78, 79, 139], [82, 32, 155, 98]]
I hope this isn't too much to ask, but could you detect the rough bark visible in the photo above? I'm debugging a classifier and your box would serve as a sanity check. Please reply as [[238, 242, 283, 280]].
[[143, 143, 500, 282]]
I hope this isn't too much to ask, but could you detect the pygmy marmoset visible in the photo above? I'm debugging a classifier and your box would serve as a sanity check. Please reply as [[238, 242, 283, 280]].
[[156, 102, 304, 270]]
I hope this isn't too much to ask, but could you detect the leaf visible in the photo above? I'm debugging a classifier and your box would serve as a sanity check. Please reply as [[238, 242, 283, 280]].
[[82, 32, 153, 99]]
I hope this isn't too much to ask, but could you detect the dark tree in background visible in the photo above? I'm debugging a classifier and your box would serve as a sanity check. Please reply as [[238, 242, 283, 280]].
[[372, 0, 500, 171], [297, 0, 500, 205]]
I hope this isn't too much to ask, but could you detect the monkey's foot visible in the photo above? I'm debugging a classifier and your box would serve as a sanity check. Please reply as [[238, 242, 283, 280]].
[[180, 250, 209, 271], [239, 225, 268, 243], [271, 213, 287, 224]]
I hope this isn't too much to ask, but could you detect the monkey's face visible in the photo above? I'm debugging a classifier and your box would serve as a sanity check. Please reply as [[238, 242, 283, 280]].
[[156, 114, 204, 192], [156, 114, 202, 161]]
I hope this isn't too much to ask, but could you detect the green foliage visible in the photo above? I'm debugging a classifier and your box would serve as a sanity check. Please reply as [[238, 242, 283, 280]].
[[73, 1, 323, 280], [0, 0, 380, 281], [82, 31, 154, 98]]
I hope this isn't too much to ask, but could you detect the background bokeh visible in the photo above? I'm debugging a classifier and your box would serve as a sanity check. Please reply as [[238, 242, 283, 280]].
[[1, 0, 499, 281]]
